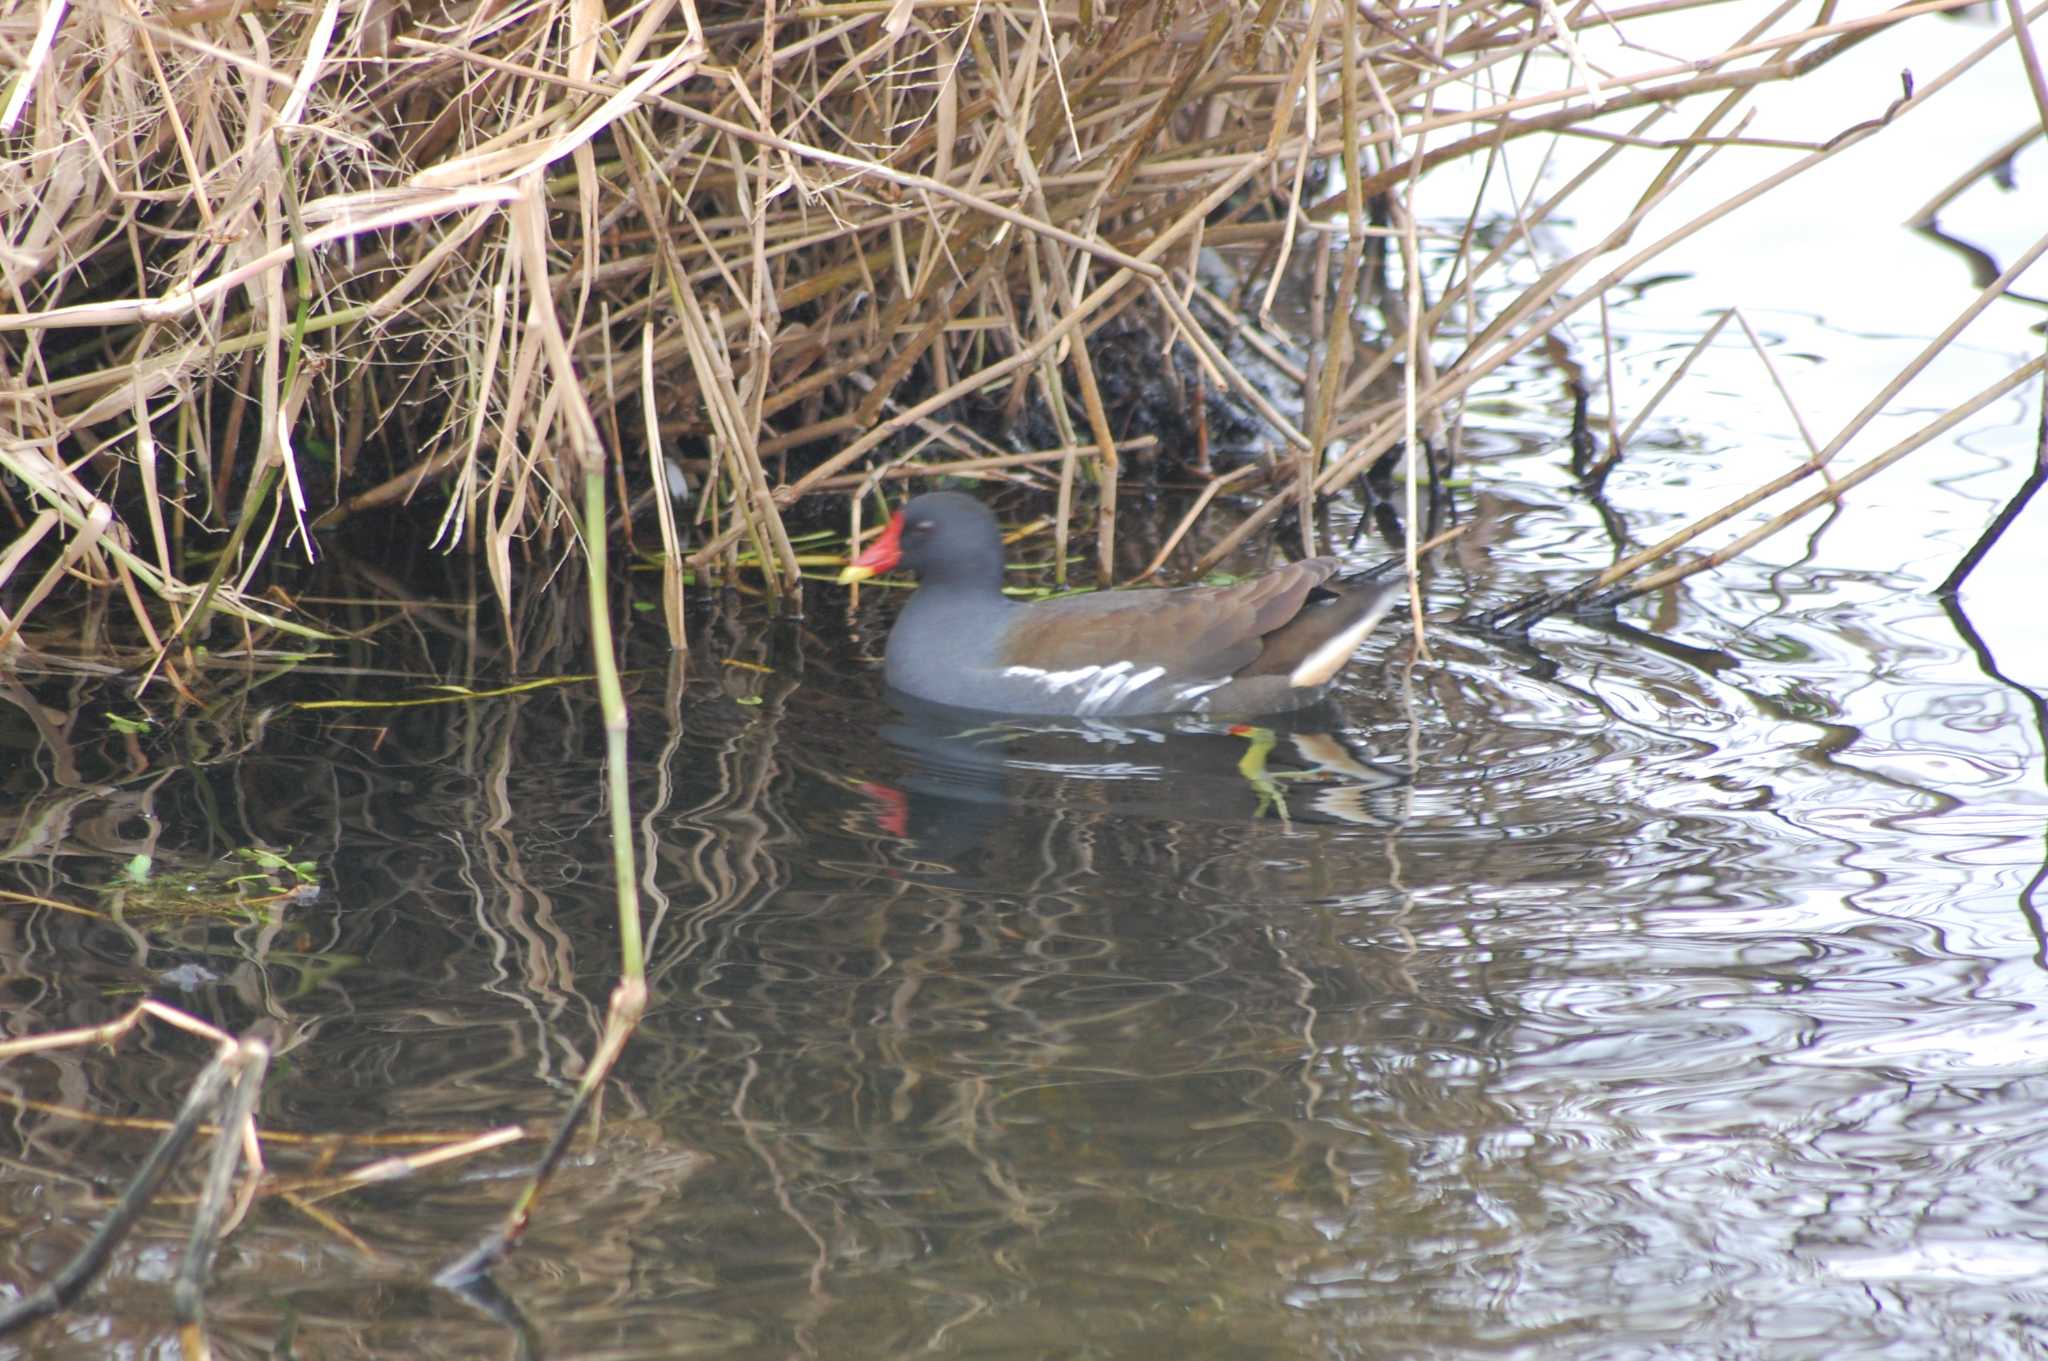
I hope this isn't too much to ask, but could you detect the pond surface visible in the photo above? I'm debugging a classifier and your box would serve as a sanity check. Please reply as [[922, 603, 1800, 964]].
[[4, 411, 2043, 1361], [5, 17, 2047, 1361]]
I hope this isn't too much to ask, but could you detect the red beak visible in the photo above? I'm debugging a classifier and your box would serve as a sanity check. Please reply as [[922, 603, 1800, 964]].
[[837, 510, 906, 582]]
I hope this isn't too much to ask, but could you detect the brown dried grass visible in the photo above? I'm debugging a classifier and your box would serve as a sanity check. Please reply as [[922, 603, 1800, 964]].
[[0, 0, 2031, 674]]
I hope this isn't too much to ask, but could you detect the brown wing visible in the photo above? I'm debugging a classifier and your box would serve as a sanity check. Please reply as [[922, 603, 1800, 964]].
[[998, 560, 1343, 680]]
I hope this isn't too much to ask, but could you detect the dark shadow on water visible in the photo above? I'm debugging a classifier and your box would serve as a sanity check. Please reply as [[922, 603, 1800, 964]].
[[865, 691, 1412, 872]]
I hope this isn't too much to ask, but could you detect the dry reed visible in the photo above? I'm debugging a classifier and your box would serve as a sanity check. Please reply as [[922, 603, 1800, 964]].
[[0, 0, 2036, 675]]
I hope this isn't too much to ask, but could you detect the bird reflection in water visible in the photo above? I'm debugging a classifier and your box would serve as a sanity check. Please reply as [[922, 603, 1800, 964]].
[[857, 692, 1408, 873]]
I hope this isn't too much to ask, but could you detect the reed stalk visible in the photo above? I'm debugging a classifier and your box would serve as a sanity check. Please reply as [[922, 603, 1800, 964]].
[[0, 0, 2026, 663]]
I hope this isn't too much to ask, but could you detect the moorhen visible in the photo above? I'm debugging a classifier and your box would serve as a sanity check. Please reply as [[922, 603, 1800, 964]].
[[837, 492, 1406, 717]]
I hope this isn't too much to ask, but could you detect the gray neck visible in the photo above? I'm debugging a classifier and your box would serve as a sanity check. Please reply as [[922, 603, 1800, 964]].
[[884, 582, 1018, 690]]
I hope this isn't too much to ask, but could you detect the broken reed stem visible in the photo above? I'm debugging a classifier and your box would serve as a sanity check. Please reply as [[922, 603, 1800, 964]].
[[1590, 354, 2048, 611], [1549, 224, 2048, 607], [1477, 217, 2048, 631], [0, 1031, 255, 1338], [437, 440, 650, 1282], [174, 1034, 272, 1334], [0, 998, 535, 1336]]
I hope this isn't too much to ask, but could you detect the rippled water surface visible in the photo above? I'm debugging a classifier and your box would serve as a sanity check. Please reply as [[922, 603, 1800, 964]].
[[5, 436, 2043, 1357], [5, 22, 2047, 1358]]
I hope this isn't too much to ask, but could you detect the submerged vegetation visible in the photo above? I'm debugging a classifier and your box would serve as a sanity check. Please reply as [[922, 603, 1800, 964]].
[[2, 0, 2040, 674]]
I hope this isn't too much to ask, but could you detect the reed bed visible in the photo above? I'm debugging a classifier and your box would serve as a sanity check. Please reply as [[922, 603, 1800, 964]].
[[1, 0, 2038, 671]]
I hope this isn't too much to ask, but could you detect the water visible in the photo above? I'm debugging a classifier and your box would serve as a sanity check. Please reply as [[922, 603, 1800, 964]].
[[5, 457, 2044, 1356], [5, 18, 2048, 1361]]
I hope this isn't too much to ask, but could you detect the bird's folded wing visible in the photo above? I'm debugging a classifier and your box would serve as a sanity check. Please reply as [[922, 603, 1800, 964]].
[[998, 560, 1342, 680]]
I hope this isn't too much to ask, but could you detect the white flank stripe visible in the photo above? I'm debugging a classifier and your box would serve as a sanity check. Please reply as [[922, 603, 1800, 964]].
[[1074, 662, 1132, 714], [1077, 664, 1163, 714], [1005, 663, 1102, 693], [1005, 661, 1177, 713]]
